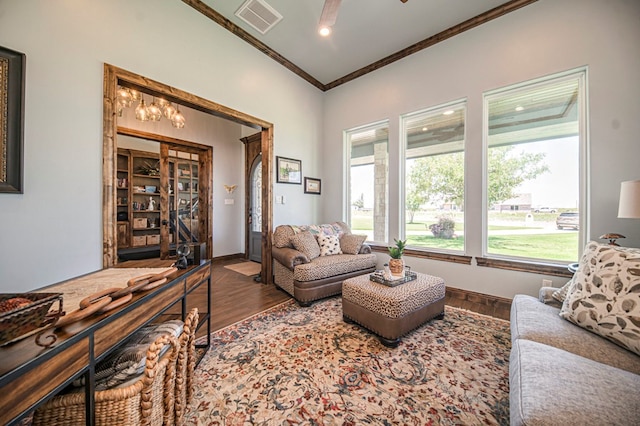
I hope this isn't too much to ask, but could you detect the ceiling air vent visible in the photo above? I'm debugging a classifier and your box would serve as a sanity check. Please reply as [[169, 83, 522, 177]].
[[235, 0, 283, 35]]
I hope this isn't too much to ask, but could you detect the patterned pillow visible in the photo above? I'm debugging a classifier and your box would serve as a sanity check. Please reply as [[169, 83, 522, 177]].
[[559, 241, 640, 355], [552, 277, 575, 303], [317, 234, 343, 256], [340, 234, 367, 255], [291, 231, 321, 260]]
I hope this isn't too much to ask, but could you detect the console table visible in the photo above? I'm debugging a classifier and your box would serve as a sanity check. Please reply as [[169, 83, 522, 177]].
[[0, 260, 211, 425]]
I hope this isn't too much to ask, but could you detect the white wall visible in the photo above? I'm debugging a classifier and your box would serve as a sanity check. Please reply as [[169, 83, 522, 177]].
[[322, 0, 640, 299], [0, 0, 324, 291]]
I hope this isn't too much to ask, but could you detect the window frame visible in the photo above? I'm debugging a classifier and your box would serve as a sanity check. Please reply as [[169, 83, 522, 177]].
[[344, 119, 390, 244], [481, 67, 589, 266], [400, 99, 468, 255]]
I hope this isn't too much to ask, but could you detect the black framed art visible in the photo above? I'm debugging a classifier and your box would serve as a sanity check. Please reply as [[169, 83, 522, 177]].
[[276, 156, 302, 184], [0, 46, 25, 193], [304, 177, 321, 194]]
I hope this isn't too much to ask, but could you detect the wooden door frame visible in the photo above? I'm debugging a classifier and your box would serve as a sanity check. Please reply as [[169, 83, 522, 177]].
[[103, 64, 274, 284]]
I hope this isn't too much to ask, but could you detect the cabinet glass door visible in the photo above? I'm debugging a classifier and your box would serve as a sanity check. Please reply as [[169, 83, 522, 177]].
[[165, 148, 200, 257]]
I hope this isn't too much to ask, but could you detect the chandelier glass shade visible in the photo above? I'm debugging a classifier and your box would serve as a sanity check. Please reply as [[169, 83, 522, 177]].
[[171, 106, 186, 129], [163, 103, 177, 120], [134, 97, 149, 122], [118, 86, 186, 128], [129, 89, 141, 101], [147, 98, 163, 122], [117, 87, 133, 108]]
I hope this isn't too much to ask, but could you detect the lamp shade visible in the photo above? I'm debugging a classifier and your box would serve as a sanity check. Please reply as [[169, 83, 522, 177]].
[[618, 180, 640, 218]]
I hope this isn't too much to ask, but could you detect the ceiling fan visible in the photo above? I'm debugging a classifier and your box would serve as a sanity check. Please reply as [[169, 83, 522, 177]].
[[319, 0, 407, 35]]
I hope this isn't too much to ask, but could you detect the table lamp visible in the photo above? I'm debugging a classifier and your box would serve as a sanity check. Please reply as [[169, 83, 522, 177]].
[[618, 180, 640, 219]]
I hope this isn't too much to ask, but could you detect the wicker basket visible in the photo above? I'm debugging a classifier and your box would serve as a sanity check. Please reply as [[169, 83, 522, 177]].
[[174, 308, 199, 425], [32, 334, 179, 426], [0, 293, 62, 346]]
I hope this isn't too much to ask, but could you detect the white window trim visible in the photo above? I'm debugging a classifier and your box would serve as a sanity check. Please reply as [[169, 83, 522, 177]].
[[399, 99, 467, 255], [481, 67, 589, 264], [343, 119, 389, 240]]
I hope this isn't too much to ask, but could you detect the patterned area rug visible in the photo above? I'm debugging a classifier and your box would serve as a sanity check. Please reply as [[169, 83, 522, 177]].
[[185, 297, 511, 425]]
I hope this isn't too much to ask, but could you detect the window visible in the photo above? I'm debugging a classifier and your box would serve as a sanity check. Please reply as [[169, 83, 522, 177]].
[[402, 102, 466, 252], [484, 70, 586, 263], [346, 121, 389, 243]]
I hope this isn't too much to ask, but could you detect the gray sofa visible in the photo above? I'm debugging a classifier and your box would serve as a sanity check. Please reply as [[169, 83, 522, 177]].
[[510, 289, 640, 425], [271, 222, 377, 306]]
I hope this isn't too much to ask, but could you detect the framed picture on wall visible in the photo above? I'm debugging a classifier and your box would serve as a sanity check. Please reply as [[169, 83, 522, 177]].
[[276, 156, 302, 184], [304, 177, 321, 195], [0, 45, 25, 193]]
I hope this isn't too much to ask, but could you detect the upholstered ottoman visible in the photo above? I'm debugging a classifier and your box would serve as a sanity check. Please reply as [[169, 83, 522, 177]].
[[342, 273, 445, 347]]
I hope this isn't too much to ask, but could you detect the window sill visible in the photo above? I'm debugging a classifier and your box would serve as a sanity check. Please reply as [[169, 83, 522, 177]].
[[369, 244, 472, 265], [475, 257, 573, 278]]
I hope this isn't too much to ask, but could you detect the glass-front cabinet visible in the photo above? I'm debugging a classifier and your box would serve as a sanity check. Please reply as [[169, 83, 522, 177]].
[[169, 149, 199, 248], [116, 135, 203, 261]]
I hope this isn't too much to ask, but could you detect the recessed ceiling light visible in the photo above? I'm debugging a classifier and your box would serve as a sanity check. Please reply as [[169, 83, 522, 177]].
[[443, 110, 454, 115], [515, 106, 524, 111], [422, 126, 428, 132], [319, 26, 331, 36]]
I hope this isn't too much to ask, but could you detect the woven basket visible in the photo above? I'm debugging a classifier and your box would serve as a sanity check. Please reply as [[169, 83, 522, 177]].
[[0, 293, 62, 346], [174, 308, 199, 425], [32, 334, 179, 426]]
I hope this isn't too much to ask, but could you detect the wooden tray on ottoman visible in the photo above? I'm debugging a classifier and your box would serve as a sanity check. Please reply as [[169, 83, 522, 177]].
[[0, 293, 62, 346]]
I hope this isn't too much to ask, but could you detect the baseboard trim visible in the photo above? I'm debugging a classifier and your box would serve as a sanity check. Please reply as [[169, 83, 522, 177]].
[[212, 253, 245, 262], [445, 286, 512, 320]]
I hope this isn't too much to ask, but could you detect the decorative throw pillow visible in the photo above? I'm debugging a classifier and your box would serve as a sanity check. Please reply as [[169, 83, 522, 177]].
[[317, 234, 342, 256], [291, 230, 321, 260], [552, 277, 575, 303], [340, 234, 367, 255], [559, 241, 640, 356]]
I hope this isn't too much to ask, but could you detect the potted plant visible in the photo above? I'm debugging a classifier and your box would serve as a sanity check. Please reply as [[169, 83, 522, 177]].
[[388, 238, 406, 277]]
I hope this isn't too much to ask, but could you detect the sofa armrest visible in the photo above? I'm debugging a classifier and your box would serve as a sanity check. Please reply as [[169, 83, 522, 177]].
[[272, 246, 310, 270], [359, 244, 372, 254], [539, 286, 563, 308]]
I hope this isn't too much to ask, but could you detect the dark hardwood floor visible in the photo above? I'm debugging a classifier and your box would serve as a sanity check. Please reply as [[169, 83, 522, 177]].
[[209, 258, 511, 334], [210, 258, 290, 332]]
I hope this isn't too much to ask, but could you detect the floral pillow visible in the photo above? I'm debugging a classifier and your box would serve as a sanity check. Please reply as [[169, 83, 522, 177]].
[[559, 241, 640, 355], [291, 231, 321, 260], [317, 234, 342, 256]]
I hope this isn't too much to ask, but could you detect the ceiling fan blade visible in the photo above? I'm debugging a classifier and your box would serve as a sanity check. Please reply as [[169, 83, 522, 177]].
[[319, 0, 342, 28]]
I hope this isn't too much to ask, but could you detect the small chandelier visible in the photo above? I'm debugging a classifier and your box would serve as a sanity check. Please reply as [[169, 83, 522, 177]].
[[119, 87, 186, 128]]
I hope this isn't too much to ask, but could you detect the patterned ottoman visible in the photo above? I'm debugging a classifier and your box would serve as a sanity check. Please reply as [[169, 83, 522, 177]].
[[342, 272, 445, 347]]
